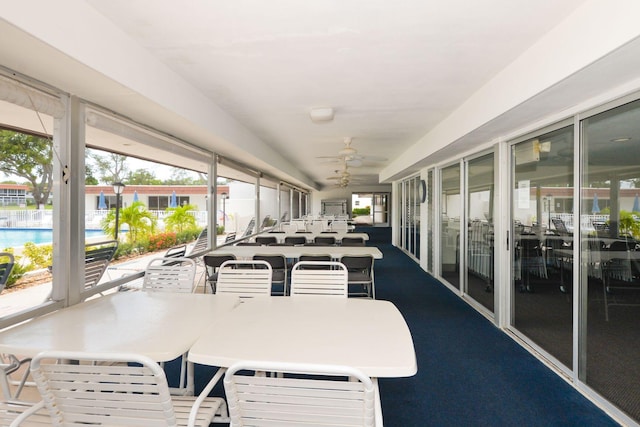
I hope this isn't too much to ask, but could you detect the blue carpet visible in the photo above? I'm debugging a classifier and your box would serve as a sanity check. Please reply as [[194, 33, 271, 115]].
[[374, 243, 618, 427], [165, 232, 618, 426]]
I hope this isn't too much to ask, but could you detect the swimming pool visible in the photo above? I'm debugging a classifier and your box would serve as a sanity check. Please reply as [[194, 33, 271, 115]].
[[0, 228, 107, 249]]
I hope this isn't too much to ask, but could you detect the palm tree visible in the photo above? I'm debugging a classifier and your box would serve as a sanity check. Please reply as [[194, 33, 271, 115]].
[[164, 204, 197, 233], [101, 201, 157, 243]]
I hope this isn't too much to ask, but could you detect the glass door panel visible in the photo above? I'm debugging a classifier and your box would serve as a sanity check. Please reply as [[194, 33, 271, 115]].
[[511, 125, 574, 367], [441, 164, 461, 288], [466, 153, 494, 312]]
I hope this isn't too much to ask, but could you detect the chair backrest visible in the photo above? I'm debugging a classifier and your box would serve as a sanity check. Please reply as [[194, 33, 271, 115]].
[[84, 240, 119, 289], [291, 261, 348, 297], [188, 227, 209, 256], [255, 236, 278, 245], [341, 237, 365, 247], [163, 244, 187, 264], [314, 236, 336, 245], [216, 260, 272, 297], [142, 257, 197, 293], [31, 351, 180, 427], [284, 236, 307, 245], [0, 252, 15, 293], [224, 232, 237, 243], [224, 361, 375, 427], [298, 254, 332, 268], [242, 217, 256, 237], [253, 254, 287, 270], [340, 255, 374, 275], [331, 220, 349, 233]]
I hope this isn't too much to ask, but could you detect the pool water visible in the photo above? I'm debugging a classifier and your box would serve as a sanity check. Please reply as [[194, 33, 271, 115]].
[[0, 229, 107, 249]]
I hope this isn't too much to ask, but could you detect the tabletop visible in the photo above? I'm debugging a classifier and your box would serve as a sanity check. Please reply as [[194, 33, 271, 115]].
[[208, 245, 383, 260], [188, 296, 417, 378], [0, 291, 239, 362], [260, 231, 369, 243]]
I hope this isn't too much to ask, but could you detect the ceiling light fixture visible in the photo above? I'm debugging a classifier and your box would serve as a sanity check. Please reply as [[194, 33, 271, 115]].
[[610, 137, 631, 143], [309, 107, 334, 122]]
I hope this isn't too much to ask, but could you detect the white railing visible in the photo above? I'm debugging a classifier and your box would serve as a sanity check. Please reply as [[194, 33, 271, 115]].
[[0, 209, 209, 229]]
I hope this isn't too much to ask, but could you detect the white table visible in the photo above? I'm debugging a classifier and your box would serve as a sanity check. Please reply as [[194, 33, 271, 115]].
[[188, 297, 416, 377], [209, 245, 383, 260], [187, 297, 416, 426], [0, 292, 240, 395], [259, 231, 369, 243], [0, 292, 239, 360]]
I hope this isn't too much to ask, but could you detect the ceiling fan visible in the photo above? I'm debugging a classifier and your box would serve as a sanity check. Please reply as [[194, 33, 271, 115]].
[[316, 137, 387, 167], [326, 162, 367, 188]]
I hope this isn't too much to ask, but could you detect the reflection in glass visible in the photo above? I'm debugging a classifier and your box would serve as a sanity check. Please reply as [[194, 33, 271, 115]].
[[427, 170, 434, 273], [466, 154, 494, 312], [582, 99, 640, 421], [441, 163, 460, 288], [511, 125, 573, 368]]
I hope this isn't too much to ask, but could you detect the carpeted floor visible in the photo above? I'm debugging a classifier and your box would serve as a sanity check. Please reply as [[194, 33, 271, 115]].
[[167, 226, 619, 426]]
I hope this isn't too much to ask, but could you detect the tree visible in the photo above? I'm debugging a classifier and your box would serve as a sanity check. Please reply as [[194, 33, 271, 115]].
[[101, 201, 157, 243], [91, 151, 129, 184], [164, 168, 206, 185], [85, 165, 98, 185], [0, 130, 52, 209], [125, 169, 162, 185], [164, 204, 197, 233]]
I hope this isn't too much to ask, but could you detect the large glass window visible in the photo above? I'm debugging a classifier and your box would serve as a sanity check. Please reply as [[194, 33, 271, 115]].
[[466, 153, 494, 312], [582, 99, 640, 421], [441, 163, 460, 287], [0, 77, 59, 321], [426, 170, 434, 273], [511, 125, 574, 368], [399, 176, 420, 259]]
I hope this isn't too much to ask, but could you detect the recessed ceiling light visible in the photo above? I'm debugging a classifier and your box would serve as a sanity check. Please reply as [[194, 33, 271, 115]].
[[610, 137, 631, 143], [309, 107, 334, 122]]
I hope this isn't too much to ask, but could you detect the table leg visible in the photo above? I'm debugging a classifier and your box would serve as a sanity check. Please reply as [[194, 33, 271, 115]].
[[187, 367, 227, 427]]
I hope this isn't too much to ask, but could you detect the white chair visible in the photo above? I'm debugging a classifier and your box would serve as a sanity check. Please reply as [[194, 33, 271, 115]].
[[331, 220, 349, 233], [0, 400, 51, 426], [290, 261, 348, 297], [224, 361, 377, 427], [216, 260, 272, 298], [142, 257, 197, 293], [27, 350, 226, 427]]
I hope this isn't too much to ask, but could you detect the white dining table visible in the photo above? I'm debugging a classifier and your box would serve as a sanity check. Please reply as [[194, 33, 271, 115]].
[[0, 291, 240, 395], [188, 296, 416, 376], [258, 231, 369, 243], [187, 296, 416, 426], [209, 244, 383, 260]]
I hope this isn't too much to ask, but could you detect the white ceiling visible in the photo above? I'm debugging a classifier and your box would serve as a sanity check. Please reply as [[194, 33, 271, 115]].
[[79, 0, 586, 188], [6, 0, 640, 190]]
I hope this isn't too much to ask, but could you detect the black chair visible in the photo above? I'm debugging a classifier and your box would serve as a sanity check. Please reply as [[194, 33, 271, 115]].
[[340, 255, 375, 298], [235, 242, 261, 246], [284, 236, 307, 245], [298, 254, 332, 270], [224, 233, 237, 243], [255, 236, 278, 245], [0, 252, 15, 294], [203, 254, 236, 293], [253, 254, 288, 295], [314, 236, 336, 246], [341, 237, 365, 247]]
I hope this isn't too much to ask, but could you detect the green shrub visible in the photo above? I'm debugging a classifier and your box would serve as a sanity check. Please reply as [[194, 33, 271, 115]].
[[352, 207, 371, 216], [22, 242, 53, 269], [1, 250, 29, 289], [216, 225, 225, 235]]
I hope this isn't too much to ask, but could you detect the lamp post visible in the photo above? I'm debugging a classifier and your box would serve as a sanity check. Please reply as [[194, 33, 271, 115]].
[[221, 192, 228, 230], [546, 194, 552, 231], [112, 182, 125, 240]]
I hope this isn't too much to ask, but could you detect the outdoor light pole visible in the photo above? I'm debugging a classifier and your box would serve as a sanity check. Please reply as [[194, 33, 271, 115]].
[[221, 192, 228, 229], [112, 182, 125, 240], [546, 194, 552, 231]]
